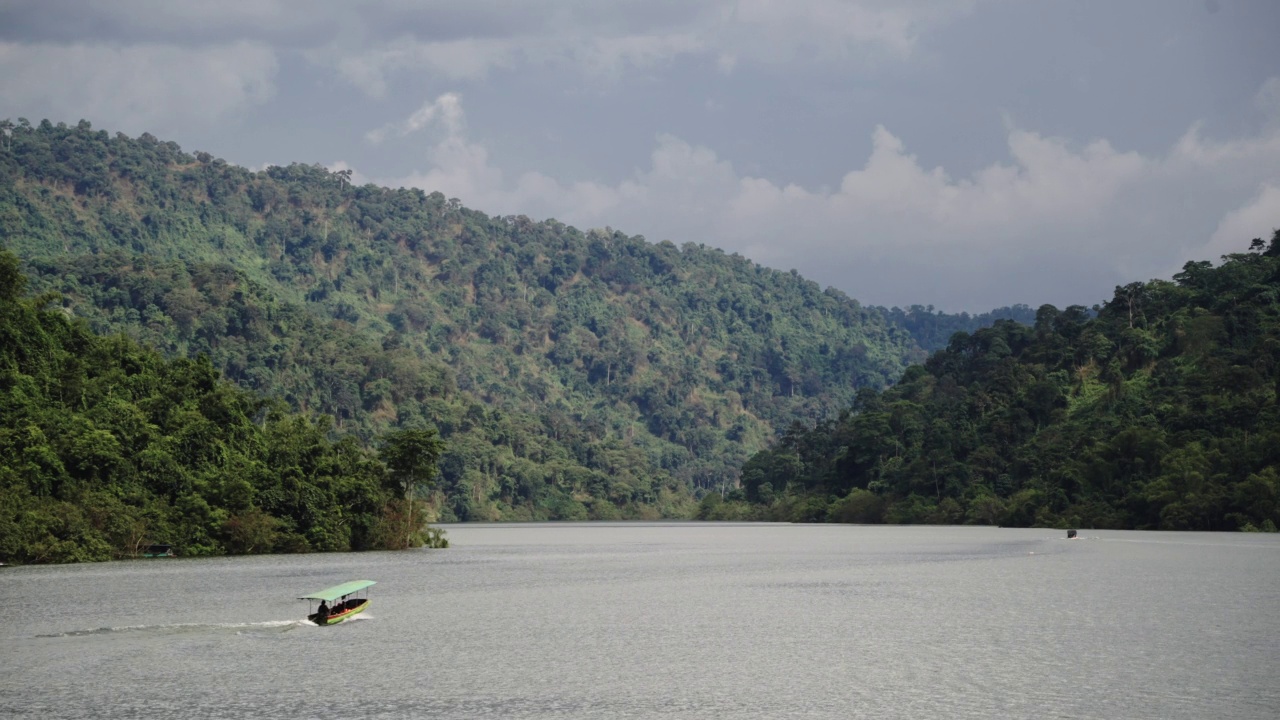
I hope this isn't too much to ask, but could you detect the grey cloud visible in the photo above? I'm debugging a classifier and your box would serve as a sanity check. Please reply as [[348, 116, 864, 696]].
[[0, 0, 698, 46], [0, 40, 278, 135], [0, 0, 324, 46], [1, 0, 979, 108]]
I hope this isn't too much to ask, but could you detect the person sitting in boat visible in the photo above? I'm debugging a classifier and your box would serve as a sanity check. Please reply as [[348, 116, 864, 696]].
[[317, 601, 330, 618]]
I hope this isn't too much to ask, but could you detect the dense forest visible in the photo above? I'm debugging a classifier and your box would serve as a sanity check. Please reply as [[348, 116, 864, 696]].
[[721, 234, 1280, 531], [0, 119, 1016, 523], [13, 118, 1248, 539], [0, 250, 447, 563], [882, 304, 1037, 352]]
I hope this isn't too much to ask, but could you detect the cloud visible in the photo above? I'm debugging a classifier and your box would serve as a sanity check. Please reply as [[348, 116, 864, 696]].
[[1205, 184, 1280, 260], [304, 0, 982, 95], [575, 32, 707, 79], [365, 93, 465, 144], [327, 38, 521, 98], [1, 1, 988, 104], [1257, 77, 1280, 123], [0, 41, 277, 134], [721, 0, 969, 60], [380, 89, 1280, 310], [326, 29, 710, 94]]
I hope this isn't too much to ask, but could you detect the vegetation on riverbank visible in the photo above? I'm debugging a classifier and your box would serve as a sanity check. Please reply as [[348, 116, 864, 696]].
[[734, 234, 1280, 531], [0, 250, 448, 563]]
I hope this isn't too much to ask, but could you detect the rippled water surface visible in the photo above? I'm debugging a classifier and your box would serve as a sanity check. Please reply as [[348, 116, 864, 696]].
[[2, 524, 1278, 719]]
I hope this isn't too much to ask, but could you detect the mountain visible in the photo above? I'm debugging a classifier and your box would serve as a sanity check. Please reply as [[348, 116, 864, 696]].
[[727, 234, 1280, 531], [4, 118, 1003, 520]]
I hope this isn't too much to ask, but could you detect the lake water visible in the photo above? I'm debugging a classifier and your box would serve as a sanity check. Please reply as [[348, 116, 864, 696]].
[[1, 523, 1278, 719]]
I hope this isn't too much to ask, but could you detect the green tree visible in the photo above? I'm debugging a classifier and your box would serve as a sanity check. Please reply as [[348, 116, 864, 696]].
[[380, 427, 444, 548]]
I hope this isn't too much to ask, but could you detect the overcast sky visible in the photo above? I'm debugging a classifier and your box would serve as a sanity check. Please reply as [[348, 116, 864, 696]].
[[2, 0, 1278, 311]]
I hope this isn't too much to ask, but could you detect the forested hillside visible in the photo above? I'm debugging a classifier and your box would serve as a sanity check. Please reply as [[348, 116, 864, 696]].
[[2, 119, 976, 521], [0, 251, 446, 563], [724, 235, 1280, 531], [880, 304, 1037, 352]]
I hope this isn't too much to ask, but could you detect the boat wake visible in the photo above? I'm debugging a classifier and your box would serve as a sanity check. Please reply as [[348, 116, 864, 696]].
[[37, 619, 306, 638]]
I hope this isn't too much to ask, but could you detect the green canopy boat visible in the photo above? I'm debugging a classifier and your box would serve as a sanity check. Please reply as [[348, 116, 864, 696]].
[[299, 580, 376, 626]]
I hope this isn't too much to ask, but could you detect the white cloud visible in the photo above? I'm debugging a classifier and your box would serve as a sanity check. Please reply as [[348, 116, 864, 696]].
[[0, 41, 277, 134], [366, 93, 465, 145], [379, 91, 1280, 310], [1205, 184, 1280, 260]]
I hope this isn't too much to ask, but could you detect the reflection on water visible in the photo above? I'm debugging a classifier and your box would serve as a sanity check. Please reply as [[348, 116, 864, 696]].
[[1, 524, 1277, 719]]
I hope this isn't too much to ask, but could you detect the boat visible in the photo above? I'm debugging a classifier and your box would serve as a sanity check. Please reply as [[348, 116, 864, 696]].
[[299, 580, 376, 626], [142, 544, 175, 558]]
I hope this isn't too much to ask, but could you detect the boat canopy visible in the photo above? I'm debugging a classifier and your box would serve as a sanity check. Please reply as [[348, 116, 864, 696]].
[[298, 580, 376, 602]]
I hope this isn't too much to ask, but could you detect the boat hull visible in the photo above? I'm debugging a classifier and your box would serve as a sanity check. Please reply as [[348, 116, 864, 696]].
[[309, 599, 370, 626]]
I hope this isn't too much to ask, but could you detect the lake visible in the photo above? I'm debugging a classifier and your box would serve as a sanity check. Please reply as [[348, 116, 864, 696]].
[[2, 523, 1277, 719]]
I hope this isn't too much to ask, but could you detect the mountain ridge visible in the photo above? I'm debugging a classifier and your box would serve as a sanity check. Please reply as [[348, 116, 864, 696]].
[[1, 118, 1031, 520]]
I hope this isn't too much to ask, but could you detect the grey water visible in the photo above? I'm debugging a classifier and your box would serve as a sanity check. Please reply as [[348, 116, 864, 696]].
[[1, 524, 1278, 719]]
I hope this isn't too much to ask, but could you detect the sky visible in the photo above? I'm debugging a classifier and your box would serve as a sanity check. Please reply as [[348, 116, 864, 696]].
[[2, 0, 1278, 312]]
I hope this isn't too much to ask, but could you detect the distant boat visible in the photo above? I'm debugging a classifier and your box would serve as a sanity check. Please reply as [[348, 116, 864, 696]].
[[142, 544, 175, 558], [299, 580, 376, 626]]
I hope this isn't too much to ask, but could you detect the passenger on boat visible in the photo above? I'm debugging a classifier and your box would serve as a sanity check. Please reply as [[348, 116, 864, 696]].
[[317, 601, 329, 618]]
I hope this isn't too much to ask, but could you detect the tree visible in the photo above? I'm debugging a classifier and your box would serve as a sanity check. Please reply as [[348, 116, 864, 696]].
[[0, 250, 26, 302], [380, 427, 444, 548]]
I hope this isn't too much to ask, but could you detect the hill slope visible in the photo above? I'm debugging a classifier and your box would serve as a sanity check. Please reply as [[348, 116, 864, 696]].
[[0, 250, 445, 563], [730, 235, 1280, 530], [2, 119, 957, 519]]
